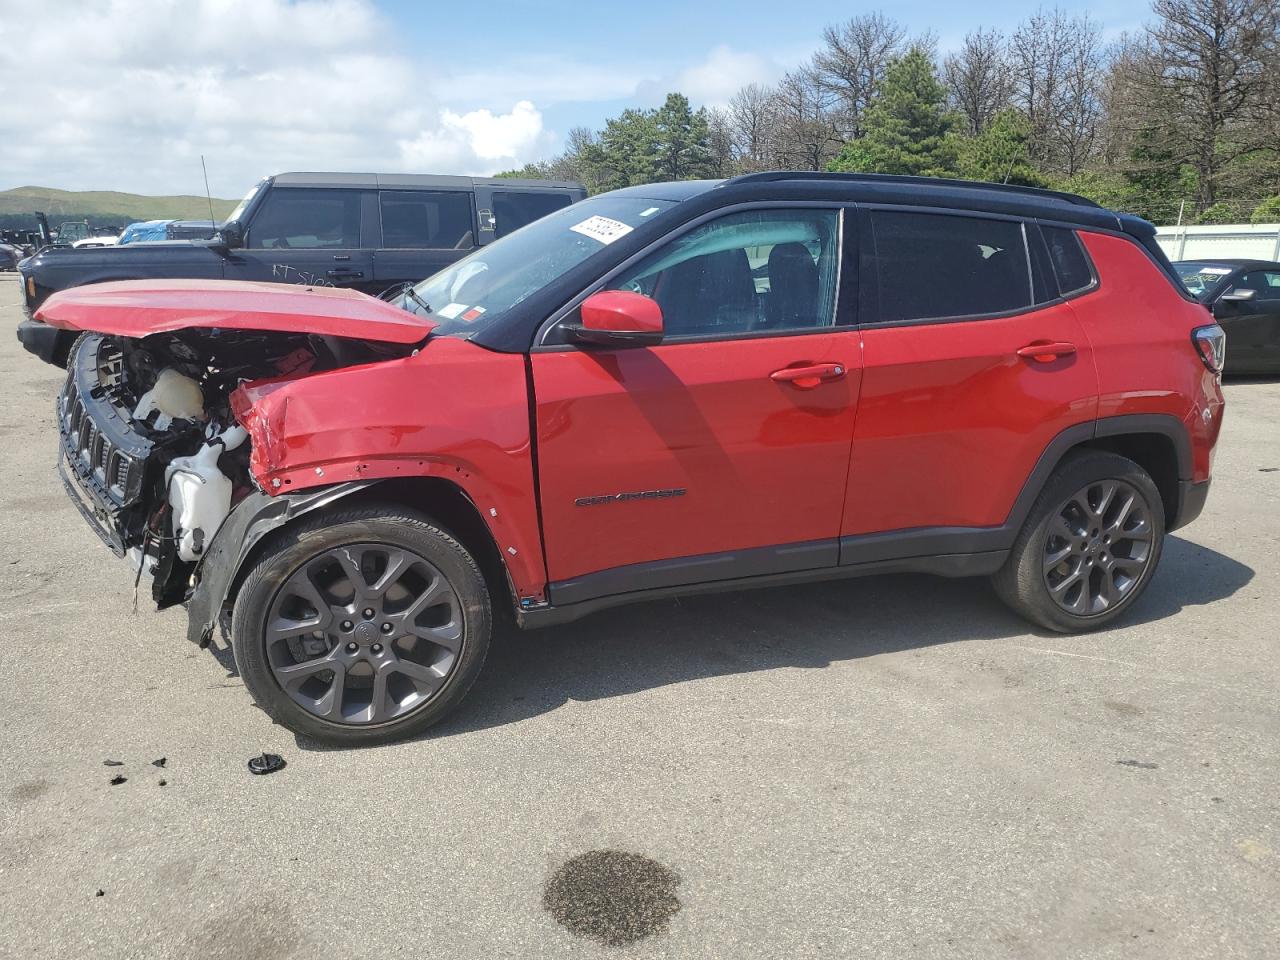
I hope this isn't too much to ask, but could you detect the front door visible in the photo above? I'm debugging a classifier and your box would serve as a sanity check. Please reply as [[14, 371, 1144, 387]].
[[224, 187, 377, 294], [1216, 269, 1280, 372], [531, 207, 861, 603]]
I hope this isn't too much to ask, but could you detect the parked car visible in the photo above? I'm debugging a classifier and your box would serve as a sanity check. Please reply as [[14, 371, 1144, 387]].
[[118, 220, 175, 245], [71, 234, 120, 249], [0, 242, 21, 270], [1174, 259, 1280, 374], [28, 172, 1224, 746], [16, 172, 586, 365]]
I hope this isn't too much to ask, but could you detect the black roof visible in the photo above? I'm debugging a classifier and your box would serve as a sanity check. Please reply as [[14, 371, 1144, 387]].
[[270, 171, 584, 191]]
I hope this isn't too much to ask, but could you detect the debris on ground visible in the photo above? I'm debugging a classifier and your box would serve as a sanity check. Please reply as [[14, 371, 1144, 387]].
[[543, 849, 681, 946], [109, 774, 127, 786], [158, 779, 167, 787], [102, 760, 123, 767], [151, 758, 166, 768], [247, 753, 286, 776], [1116, 759, 1158, 770], [95, 890, 104, 897]]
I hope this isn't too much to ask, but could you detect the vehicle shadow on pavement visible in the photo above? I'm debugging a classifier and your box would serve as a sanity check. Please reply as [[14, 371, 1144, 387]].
[[290, 535, 1252, 749]]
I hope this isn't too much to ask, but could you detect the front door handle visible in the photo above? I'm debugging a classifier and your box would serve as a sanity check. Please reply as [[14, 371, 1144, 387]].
[[1016, 341, 1077, 363], [770, 362, 847, 389]]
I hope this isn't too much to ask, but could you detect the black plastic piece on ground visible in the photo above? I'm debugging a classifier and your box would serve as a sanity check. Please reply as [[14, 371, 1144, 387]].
[[109, 774, 127, 785], [151, 758, 166, 768], [103, 760, 123, 767], [248, 753, 286, 776], [95, 890, 105, 897]]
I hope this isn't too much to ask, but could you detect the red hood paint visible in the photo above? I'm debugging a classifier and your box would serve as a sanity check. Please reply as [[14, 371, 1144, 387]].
[[33, 279, 436, 344]]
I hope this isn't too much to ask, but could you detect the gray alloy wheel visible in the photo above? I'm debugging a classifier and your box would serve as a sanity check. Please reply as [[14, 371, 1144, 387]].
[[991, 450, 1165, 634], [264, 543, 464, 725], [1041, 479, 1155, 617]]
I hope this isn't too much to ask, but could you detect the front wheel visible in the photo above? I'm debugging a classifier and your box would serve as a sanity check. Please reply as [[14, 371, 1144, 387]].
[[993, 451, 1165, 633], [231, 506, 491, 746]]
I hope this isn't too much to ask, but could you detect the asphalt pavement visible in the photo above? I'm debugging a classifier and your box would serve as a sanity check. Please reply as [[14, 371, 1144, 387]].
[[0, 273, 1276, 958]]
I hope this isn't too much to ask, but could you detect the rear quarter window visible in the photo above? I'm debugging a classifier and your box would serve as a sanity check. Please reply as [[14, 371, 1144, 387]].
[[1043, 225, 1095, 295]]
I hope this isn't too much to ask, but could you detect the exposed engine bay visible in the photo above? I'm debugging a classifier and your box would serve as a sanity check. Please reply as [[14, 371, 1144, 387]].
[[58, 329, 410, 608]]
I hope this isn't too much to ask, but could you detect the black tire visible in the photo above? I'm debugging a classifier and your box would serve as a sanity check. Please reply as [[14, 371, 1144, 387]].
[[231, 505, 491, 746], [992, 451, 1165, 633]]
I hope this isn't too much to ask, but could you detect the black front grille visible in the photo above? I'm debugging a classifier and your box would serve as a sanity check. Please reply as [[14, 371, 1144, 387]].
[[58, 335, 153, 513]]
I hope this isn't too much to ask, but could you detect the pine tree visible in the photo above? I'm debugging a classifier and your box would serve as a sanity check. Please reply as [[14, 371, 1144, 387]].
[[827, 49, 960, 178]]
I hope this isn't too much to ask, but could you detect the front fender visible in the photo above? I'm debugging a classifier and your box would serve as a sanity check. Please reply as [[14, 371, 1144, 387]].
[[230, 336, 546, 600]]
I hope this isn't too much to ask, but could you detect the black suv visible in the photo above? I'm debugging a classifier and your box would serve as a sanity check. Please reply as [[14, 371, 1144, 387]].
[[16, 171, 585, 365]]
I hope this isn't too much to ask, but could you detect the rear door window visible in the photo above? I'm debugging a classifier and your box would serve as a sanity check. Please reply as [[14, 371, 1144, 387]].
[[493, 191, 573, 238], [379, 190, 475, 249], [867, 210, 1032, 323], [247, 188, 362, 249]]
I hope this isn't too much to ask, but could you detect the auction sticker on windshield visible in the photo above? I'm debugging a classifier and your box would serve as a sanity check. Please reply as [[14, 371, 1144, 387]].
[[570, 216, 633, 245]]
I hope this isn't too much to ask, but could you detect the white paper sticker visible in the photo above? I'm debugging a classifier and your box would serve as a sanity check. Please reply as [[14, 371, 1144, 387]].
[[436, 302, 467, 319], [1199, 267, 1233, 275], [640, 206, 661, 217], [570, 215, 633, 245]]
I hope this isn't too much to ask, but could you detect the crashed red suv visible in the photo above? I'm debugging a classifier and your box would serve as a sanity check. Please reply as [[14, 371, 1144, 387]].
[[32, 172, 1225, 746]]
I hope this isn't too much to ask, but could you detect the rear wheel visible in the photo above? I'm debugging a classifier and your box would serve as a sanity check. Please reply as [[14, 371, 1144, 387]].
[[993, 451, 1165, 633], [231, 506, 491, 746]]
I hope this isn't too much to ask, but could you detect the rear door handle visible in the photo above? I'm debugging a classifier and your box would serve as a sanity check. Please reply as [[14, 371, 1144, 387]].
[[1016, 341, 1077, 363], [770, 362, 847, 389]]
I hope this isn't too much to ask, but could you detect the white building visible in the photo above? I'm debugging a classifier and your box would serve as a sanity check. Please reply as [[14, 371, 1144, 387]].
[[1155, 223, 1280, 262]]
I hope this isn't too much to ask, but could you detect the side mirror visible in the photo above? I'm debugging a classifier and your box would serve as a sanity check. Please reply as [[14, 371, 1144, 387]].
[[566, 290, 664, 347], [216, 219, 244, 251]]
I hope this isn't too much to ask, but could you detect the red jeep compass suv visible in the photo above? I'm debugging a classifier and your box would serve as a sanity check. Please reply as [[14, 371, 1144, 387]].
[[31, 172, 1225, 745]]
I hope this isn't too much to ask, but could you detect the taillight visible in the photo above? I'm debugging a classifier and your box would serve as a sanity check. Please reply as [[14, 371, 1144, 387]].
[[1192, 324, 1225, 374]]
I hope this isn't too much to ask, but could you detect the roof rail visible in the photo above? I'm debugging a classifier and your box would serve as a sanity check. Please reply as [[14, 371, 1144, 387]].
[[721, 171, 1100, 208]]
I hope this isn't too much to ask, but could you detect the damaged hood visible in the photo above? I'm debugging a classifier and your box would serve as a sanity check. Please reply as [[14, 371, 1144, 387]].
[[34, 278, 437, 345]]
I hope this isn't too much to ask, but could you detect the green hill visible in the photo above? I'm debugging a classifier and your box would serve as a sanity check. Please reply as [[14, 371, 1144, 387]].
[[0, 185, 238, 230]]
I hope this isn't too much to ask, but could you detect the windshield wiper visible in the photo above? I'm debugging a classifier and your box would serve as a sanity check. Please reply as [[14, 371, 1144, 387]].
[[403, 286, 433, 316]]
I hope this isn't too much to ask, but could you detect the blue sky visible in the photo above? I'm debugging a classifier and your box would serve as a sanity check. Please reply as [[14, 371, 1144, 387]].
[[378, 0, 1155, 146], [0, 0, 1156, 195]]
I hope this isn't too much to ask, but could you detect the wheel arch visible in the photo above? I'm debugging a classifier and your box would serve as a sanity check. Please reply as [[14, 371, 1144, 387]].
[[1010, 414, 1191, 535], [186, 476, 520, 647]]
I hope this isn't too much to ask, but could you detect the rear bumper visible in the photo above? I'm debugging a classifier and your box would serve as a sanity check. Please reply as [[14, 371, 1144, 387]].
[[1171, 478, 1210, 532]]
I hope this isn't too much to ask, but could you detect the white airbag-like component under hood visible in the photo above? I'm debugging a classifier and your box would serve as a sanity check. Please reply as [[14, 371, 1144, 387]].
[[133, 368, 204, 423], [166, 425, 248, 563]]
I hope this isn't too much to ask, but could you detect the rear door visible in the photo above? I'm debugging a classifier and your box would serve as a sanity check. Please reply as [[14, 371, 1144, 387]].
[[371, 189, 477, 295], [472, 185, 579, 246], [841, 208, 1099, 558], [531, 205, 862, 602], [224, 187, 377, 293]]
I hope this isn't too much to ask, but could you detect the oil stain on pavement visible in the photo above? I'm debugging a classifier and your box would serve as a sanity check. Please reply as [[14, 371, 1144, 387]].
[[543, 850, 681, 946]]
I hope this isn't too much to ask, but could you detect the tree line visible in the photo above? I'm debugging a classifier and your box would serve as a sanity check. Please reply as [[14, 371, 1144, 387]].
[[500, 0, 1280, 225]]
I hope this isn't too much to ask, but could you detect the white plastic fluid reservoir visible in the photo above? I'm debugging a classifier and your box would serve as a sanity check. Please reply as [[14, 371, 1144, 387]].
[[166, 426, 248, 562]]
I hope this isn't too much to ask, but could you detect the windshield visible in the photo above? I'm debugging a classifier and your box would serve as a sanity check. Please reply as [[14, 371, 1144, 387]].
[[1174, 261, 1236, 300], [227, 179, 265, 224], [401, 195, 676, 335]]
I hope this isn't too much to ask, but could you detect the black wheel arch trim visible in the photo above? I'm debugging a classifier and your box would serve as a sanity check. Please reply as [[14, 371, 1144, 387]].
[[184, 481, 377, 645]]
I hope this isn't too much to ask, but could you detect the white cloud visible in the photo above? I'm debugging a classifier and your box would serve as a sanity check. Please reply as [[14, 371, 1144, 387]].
[[0, 0, 551, 195], [672, 45, 787, 109]]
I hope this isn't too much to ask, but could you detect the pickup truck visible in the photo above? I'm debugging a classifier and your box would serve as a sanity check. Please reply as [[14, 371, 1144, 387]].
[[28, 172, 1223, 746], [16, 171, 585, 365]]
